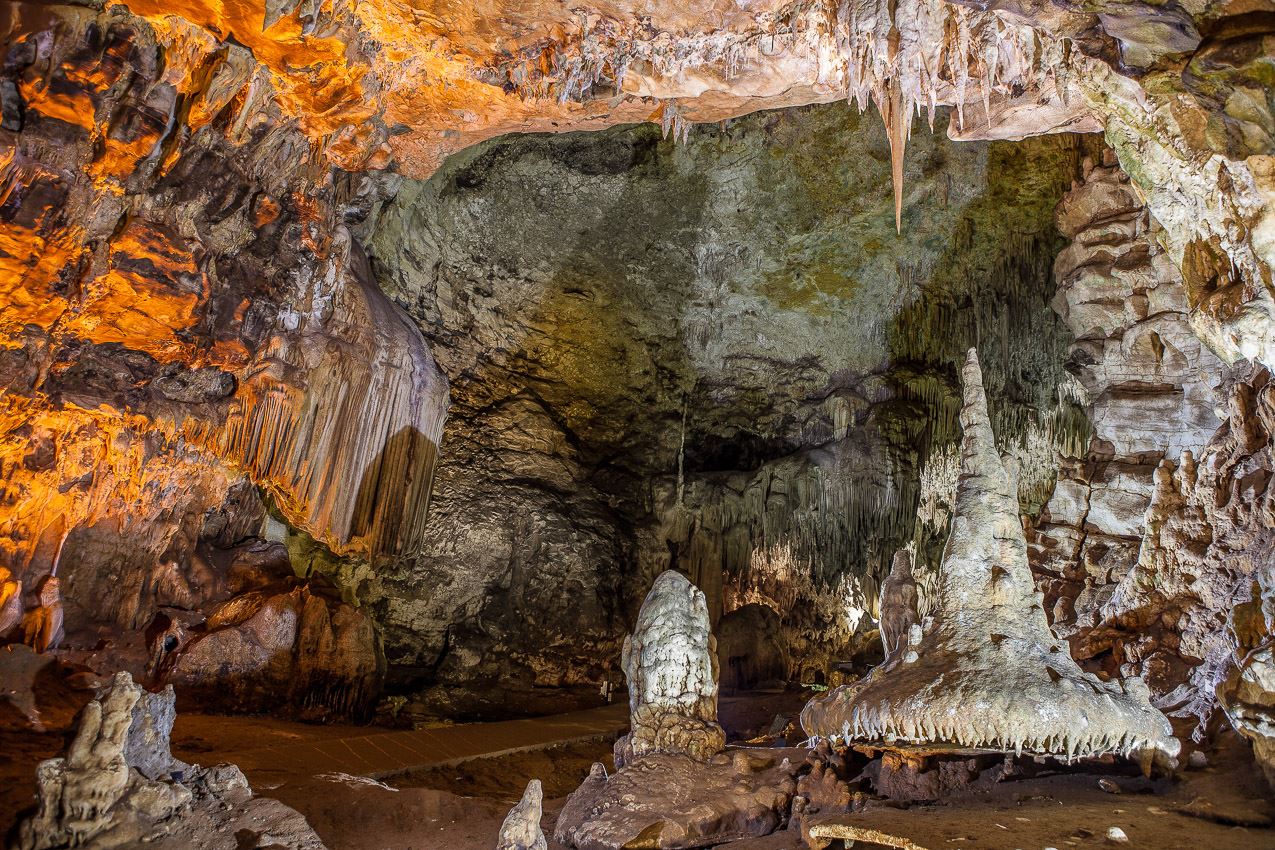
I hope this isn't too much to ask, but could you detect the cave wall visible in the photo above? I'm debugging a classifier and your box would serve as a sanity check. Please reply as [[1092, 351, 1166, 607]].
[[0, 5, 446, 717], [1023, 150, 1273, 770], [365, 104, 1084, 716]]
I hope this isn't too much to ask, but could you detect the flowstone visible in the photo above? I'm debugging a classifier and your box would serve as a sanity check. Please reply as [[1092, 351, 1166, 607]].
[[554, 751, 799, 850], [801, 350, 1180, 765], [496, 779, 547, 850], [614, 570, 725, 767], [13, 671, 326, 850]]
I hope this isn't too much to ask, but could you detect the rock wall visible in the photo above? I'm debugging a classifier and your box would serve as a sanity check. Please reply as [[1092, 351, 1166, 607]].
[[1031, 152, 1226, 640], [366, 105, 1084, 715], [1029, 151, 1274, 761], [0, 5, 445, 716]]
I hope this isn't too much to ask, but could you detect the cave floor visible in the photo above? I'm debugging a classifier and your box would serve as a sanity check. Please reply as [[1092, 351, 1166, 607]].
[[170, 701, 630, 786], [3, 691, 1272, 850]]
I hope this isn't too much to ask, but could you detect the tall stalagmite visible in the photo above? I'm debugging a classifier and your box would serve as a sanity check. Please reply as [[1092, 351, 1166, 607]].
[[801, 349, 1180, 764]]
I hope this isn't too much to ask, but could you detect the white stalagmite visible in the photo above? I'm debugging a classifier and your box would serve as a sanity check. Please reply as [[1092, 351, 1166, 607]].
[[614, 570, 726, 767], [801, 349, 1181, 765]]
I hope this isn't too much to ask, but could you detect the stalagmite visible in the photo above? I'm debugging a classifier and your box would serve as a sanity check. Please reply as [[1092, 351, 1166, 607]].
[[878, 549, 919, 665], [21, 575, 63, 653], [496, 780, 547, 850], [14, 672, 327, 850], [614, 570, 725, 767], [801, 350, 1181, 764]]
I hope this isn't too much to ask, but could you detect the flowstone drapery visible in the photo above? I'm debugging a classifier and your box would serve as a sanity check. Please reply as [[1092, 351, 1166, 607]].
[[801, 350, 1180, 766]]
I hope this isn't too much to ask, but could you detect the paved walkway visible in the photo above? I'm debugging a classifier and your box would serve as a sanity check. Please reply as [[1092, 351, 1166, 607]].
[[193, 703, 629, 784]]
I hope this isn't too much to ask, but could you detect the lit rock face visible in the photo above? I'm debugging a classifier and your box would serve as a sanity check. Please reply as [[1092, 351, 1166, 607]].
[[801, 350, 1180, 764], [496, 780, 547, 850], [1079, 364, 1275, 733], [1030, 153, 1224, 640], [165, 583, 384, 721], [0, 4, 445, 716], [15, 671, 326, 850], [616, 570, 725, 766], [0, 5, 448, 581], [34, 0, 1265, 364]]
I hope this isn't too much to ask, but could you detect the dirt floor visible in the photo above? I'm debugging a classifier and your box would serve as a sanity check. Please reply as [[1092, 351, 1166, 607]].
[[394, 738, 618, 799], [3, 675, 1273, 850]]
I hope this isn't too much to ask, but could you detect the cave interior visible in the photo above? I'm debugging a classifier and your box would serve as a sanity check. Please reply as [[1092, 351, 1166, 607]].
[[0, 2, 1273, 849]]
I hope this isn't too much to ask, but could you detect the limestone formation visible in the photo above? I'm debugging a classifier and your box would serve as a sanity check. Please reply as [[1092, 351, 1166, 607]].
[[0, 0, 1273, 811], [614, 570, 725, 767], [165, 583, 384, 721], [368, 110, 1079, 715], [1219, 594, 1275, 788], [14, 671, 327, 850], [1083, 364, 1275, 736], [878, 550, 920, 666], [496, 779, 547, 850], [21, 576, 63, 653], [1030, 153, 1224, 641], [801, 350, 1180, 765], [0, 566, 21, 637], [555, 751, 799, 850]]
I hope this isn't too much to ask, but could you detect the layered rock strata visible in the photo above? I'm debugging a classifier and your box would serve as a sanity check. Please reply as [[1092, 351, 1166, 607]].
[[1031, 152, 1225, 640], [801, 350, 1180, 764], [1079, 364, 1275, 739]]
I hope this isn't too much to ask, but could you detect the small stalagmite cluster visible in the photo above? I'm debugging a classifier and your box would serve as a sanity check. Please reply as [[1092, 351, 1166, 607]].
[[802, 350, 1180, 764], [14, 672, 325, 850], [557, 570, 800, 850]]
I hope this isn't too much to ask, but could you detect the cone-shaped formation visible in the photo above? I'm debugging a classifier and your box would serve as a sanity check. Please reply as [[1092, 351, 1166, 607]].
[[497, 779, 547, 850], [879, 549, 920, 665], [801, 350, 1180, 764]]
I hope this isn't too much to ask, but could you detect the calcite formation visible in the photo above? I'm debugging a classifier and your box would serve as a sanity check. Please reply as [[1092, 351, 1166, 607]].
[[496, 779, 547, 850], [878, 549, 920, 666], [1083, 364, 1275, 734], [1219, 594, 1275, 787], [615, 570, 725, 767], [0, 0, 1271, 791], [555, 751, 799, 850], [14, 671, 327, 850], [801, 350, 1180, 764], [1031, 151, 1224, 640]]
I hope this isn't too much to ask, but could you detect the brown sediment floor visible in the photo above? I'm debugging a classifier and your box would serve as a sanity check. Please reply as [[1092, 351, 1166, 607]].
[[2, 692, 1271, 850]]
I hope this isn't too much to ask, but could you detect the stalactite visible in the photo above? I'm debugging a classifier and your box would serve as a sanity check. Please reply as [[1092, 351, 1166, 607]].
[[487, 1, 1077, 225]]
